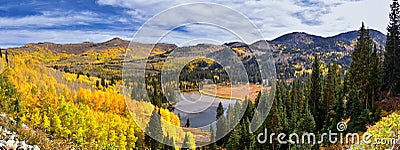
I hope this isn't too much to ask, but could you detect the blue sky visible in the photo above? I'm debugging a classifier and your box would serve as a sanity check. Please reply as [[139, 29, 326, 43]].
[[0, 0, 390, 48]]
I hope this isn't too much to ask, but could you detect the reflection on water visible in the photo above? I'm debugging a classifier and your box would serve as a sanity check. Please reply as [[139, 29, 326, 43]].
[[173, 93, 239, 129]]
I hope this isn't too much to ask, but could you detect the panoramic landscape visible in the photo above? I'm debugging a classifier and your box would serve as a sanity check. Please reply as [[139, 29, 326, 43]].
[[1, 0, 400, 150]]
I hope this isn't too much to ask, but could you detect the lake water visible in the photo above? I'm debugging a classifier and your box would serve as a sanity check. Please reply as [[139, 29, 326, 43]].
[[173, 93, 239, 129]]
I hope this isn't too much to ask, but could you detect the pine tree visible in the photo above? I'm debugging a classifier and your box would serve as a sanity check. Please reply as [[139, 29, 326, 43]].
[[331, 65, 345, 131], [289, 79, 301, 132], [369, 45, 383, 111], [348, 22, 375, 109], [162, 135, 175, 150], [101, 78, 106, 87], [310, 54, 324, 132], [241, 98, 254, 122], [216, 101, 224, 120], [323, 64, 340, 130], [226, 104, 234, 129], [5, 50, 9, 65], [346, 89, 362, 132], [185, 118, 190, 127], [216, 115, 227, 146], [226, 124, 241, 150], [145, 109, 163, 149], [209, 126, 217, 150], [239, 119, 255, 149], [384, 0, 400, 96], [298, 99, 316, 149]]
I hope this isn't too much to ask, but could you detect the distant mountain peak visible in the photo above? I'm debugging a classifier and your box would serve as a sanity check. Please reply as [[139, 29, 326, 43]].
[[107, 37, 124, 42]]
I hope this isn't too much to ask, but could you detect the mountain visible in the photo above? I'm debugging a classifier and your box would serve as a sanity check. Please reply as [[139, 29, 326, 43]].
[[13, 37, 176, 55], [245, 29, 386, 79], [8, 29, 386, 80]]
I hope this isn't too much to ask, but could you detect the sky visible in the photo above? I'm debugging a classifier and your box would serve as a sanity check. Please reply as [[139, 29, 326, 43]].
[[0, 0, 391, 48]]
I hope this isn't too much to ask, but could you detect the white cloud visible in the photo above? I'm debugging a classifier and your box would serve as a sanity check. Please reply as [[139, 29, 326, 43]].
[[97, 0, 390, 41], [0, 11, 102, 28]]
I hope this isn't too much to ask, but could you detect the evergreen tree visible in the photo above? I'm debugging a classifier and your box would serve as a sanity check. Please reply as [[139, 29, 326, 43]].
[[348, 22, 374, 110], [309, 54, 324, 132], [239, 119, 255, 149], [297, 100, 316, 149], [289, 79, 301, 132], [216, 115, 227, 146], [226, 104, 234, 129], [209, 126, 217, 150], [331, 65, 345, 131], [145, 109, 163, 149], [226, 124, 240, 150], [369, 45, 383, 111], [346, 89, 362, 132], [101, 78, 106, 87], [216, 101, 224, 120], [383, 0, 400, 96], [5, 50, 9, 65], [185, 118, 190, 127], [163, 135, 175, 150], [323, 64, 340, 130], [241, 98, 255, 123]]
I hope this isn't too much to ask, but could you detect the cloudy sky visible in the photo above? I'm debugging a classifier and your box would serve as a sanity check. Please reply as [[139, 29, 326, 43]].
[[0, 0, 390, 48]]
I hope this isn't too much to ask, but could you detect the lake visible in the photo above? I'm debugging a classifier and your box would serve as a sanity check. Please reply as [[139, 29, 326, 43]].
[[173, 93, 240, 130]]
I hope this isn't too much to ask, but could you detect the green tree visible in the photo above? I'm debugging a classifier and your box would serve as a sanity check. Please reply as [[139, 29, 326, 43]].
[[216, 101, 224, 120], [226, 124, 241, 150], [331, 65, 345, 131], [209, 126, 217, 150], [383, 0, 400, 96], [309, 54, 324, 132], [346, 89, 363, 132], [323, 64, 341, 130], [145, 109, 163, 149], [346, 23, 382, 130], [239, 119, 255, 149], [101, 78, 106, 87], [369, 45, 383, 112], [185, 118, 190, 127], [216, 115, 227, 146], [5, 50, 8, 65], [348, 22, 374, 109], [162, 135, 175, 150]]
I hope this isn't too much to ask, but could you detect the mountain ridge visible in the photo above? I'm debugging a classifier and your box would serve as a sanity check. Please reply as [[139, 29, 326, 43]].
[[7, 29, 386, 55]]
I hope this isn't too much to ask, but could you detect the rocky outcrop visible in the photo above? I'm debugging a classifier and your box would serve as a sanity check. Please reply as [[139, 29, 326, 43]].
[[0, 126, 40, 150], [0, 112, 40, 150]]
